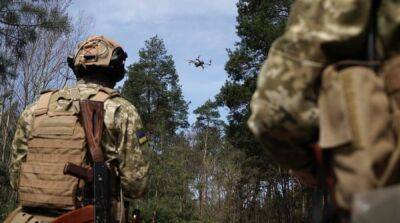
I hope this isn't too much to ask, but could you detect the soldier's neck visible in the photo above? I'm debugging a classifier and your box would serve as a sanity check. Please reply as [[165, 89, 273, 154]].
[[78, 77, 115, 89]]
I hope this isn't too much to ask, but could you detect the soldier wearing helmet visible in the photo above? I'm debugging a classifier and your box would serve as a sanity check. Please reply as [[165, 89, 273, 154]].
[[69, 35, 128, 87], [5, 35, 149, 223]]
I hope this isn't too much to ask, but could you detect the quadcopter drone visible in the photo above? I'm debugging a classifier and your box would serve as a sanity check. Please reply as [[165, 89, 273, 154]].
[[188, 55, 212, 69]]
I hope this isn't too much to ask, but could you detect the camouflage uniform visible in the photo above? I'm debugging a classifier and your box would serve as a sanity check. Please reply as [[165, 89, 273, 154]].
[[248, 0, 400, 209], [6, 82, 149, 222]]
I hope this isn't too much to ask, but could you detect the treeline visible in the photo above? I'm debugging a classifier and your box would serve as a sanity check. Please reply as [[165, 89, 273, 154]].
[[0, 0, 313, 222], [121, 1, 312, 222]]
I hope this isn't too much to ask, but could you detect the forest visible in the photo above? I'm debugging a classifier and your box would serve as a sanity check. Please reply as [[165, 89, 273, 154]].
[[0, 0, 314, 222]]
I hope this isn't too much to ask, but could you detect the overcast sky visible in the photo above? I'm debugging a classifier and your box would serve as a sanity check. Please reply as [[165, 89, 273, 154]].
[[69, 0, 238, 123]]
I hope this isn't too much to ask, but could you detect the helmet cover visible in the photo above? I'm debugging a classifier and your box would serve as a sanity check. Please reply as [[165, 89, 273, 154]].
[[68, 35, 128, 82]]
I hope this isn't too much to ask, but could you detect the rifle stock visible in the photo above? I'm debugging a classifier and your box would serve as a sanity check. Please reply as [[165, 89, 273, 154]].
[[52, 205, 94, 223]]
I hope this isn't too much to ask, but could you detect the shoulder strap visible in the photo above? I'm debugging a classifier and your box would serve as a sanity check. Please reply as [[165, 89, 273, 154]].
[[34, 90, 56, 116], [91, 87, 120, 102]]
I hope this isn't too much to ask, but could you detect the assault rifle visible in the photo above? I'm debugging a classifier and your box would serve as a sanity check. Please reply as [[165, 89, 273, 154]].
[[53, 100, 112, 223]]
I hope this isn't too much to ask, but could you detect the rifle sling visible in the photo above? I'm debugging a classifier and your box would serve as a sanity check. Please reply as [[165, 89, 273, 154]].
[[79, 100, 105, 163]]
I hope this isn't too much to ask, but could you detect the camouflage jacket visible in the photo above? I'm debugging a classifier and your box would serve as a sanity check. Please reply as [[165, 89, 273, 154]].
[[10, 82, 149, 202], [248, 0, 400, 170]]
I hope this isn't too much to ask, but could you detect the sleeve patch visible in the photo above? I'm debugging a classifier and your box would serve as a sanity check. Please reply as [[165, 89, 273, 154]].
[[136, 130, 148, 145]]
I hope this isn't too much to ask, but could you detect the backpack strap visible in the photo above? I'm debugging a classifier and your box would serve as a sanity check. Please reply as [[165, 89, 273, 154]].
[[91, 87, 120, 102], [34, 90, 56, 116], [366, 0, 382, 62]]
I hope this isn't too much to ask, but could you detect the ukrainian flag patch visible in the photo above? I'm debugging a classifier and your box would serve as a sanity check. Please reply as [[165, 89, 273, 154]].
[[136, 130, 148, 145]]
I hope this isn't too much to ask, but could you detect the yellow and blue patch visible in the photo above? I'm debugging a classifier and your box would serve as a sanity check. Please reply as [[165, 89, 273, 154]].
[[136, 130, 148, 145]]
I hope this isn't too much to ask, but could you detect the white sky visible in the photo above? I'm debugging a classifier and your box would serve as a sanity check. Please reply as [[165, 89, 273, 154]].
[[69, 0, 238, 123]]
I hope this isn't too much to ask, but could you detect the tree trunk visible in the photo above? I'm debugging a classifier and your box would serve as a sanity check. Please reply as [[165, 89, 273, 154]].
[[1, 104, 11, 162], [199, 127, 209, 219]]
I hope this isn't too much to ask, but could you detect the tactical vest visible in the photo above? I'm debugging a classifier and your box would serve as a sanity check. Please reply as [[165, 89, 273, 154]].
[[18, 87, 119, 210]]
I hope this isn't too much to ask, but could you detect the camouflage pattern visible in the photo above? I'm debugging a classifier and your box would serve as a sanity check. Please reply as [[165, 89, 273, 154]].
[[248, 0, 400, 170], [73, 35, 123, 69], [10, 81, 149, 202]]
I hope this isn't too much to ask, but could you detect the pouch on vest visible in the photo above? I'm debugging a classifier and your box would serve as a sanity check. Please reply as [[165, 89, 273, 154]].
[[352, 56, 400, 220], [318, 61, 398, 208], [318, 62, 393, 152], [380, 55, 400, 185]]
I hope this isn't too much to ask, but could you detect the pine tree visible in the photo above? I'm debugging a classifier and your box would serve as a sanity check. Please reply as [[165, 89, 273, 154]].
[[122, 36, 193, 222], [217, 0, 293, 171], [215, 0, 314, 222], [193, 100, 224, 220], [122, 36, 189, 143]]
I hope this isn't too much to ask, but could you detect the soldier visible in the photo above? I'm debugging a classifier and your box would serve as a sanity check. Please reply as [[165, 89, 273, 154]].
[[4, 35, 149, 222], [248, 0, 400, 221]]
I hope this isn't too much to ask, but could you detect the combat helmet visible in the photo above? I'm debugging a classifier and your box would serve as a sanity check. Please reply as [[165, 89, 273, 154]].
[[68, 35, 128, 83]]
